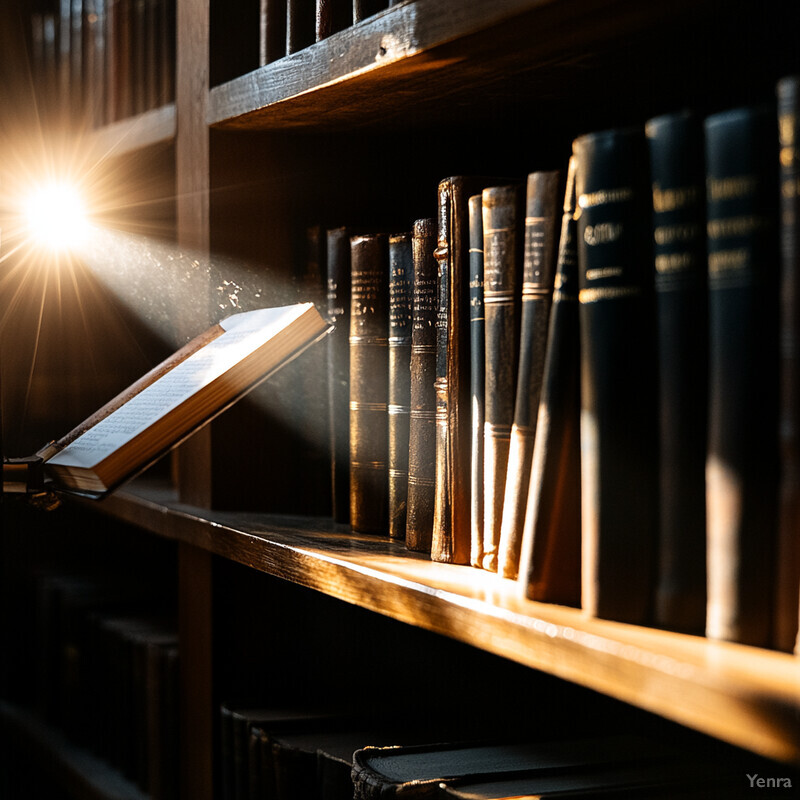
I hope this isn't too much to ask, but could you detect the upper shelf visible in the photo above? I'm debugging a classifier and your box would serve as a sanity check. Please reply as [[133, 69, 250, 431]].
[[207, 0, 702, 131], [87, 479, 800, 767]]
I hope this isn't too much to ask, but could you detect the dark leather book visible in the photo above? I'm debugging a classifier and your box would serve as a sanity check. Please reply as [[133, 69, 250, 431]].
[[645, 110, 708, 635], [705, 105, 779, 647], [433, 177, 498, 564], [316, 0, 350, 40], [518, 157, 581, 606], [776, 76, 800, 652], [388, 232, 413, 541], [287, 0, 314, 54], [482, 184, 522, 572], [349, 233, 390, 534], [406, 218, 438, 553], [468, 195, 485, 568], [498, 171, 560, 580], [353, 0, 384, 23], [327, 227, 351, 524], [260, 0, 287, 65], [574, 126, 658, 624]]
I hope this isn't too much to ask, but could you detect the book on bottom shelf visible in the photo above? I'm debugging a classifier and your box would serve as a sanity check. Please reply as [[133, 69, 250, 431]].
[[37, 303, 330, 496]]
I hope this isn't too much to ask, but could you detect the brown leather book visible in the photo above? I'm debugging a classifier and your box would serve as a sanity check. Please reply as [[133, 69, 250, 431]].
[[497, 171, 560, 580], [432, 177, 498, 564], [481, 184, 522, 572], [406, 218, 438, 553], [349, 234, 390, 535]]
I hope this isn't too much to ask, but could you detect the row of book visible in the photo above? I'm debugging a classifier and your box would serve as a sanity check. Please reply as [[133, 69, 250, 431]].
[[305, 74, 800, 653], [219, 701, 764, 799], [29, 0, 176, 126], [31, 567, 179, 799]]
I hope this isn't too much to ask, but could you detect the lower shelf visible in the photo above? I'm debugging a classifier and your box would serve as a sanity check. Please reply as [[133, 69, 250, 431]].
[[0, 700, 149, 800], [83, 478, 800, 766]]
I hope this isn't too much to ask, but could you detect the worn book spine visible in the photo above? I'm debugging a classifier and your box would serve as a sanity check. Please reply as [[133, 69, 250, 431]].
[[776, 77, 800, 652], [645, 110, 708, 635], [481, 184, 522, 572], [468, 195, 485, 568], [352, 0, 384, 23], [498, 171, 560, 579], [388, 232, 413, 541], [350, 234, 390, 534], [260, 0, 287, 64], [518, 157, 581, 606], [327, 227, 352, 524], [432, 177, 486, 564], [406, 218, 438, 553], [705, 105, 779, 647], [287, 0, 314, 54], [575, 127, 658, 624], [316, 0, 349, 39]]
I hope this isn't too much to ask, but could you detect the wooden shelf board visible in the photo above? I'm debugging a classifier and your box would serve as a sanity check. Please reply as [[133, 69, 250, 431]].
[[89, 104, 177, 157], [0, 701, 149, 800], [85, 479, 800, 766], [207, 0, 696, 131]]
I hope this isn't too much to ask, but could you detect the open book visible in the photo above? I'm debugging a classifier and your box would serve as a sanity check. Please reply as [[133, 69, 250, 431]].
[[38, 303, 330, 496]]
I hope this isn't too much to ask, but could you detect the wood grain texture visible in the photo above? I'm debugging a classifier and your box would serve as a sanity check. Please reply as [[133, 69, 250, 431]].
[[86, 479, 800, 766], [208, 0, 697, 131]]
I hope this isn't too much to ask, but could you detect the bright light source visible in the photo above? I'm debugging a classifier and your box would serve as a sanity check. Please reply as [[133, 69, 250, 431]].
[[22, 182, 91, 251]]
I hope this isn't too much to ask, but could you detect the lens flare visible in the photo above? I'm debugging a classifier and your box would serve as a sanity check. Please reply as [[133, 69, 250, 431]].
[[22, 182, 91, 251]]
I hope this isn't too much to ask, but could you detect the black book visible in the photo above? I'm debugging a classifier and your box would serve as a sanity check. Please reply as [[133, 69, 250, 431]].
[[388, 232, 413, 541], [498, 171, 560, 580], [353, 0, 384, 23], [327, 227, 351, 524], [645, 110, 708, 635], [574, 126, 658, 624], [518, 157, 581, 606], [704, 105, 779, 647], [406, 218, 438, 553], [482, 184, 522, 572], [468, 195, 485, 568], [260, 0, 287, 65], [287, 0, 315, 53], [316, 0, 350, 40], [776, 76, 800, 652], [349, 234, 390, 535]]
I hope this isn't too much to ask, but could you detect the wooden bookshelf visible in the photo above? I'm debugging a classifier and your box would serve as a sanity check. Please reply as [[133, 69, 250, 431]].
[[3, 0, 800, 798]]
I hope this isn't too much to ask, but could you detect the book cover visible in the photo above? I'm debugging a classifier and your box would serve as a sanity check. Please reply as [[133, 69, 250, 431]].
[[406, 218, 438, 553], [705, 105, 779, 647], [517, 157, 581, 606], [349, 234, 390, 535], [388, 232, 413, 542], [645, 110, 708, 635], [497, 170, 560, 580], [574, 126, 659, 624], [40, 304, 330, 496]]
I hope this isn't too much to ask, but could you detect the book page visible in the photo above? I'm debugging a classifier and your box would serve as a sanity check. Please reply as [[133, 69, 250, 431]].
[[46, 305, 311, 470]]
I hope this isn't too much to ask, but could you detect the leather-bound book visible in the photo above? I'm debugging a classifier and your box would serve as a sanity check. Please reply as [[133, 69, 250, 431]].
[[518, 157, 581, 606], [432, 177, 496, 564], [260, 0, 287, 65], [349, 234, 390, 535], [498, 171, 560, 579], [776, 77, 800, 652], [574, 127, 658, 624], [468, 195, 486, 568], [388, 232, 413, 541], [327, 227, 351, 524], [705, 105, 779, 647], [316, 0, 350, 40], [353, 0, 384, 23], [645, 110, 708, 635], [482, 184, 522, 572], [287, 0, 314, 54], [406, 218, 438, 553]]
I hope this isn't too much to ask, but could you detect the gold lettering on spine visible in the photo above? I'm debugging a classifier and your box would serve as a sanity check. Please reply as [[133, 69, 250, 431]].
[[655, 253, 697, 273], [578, 187, 634, 208], [707, 215, 765, 239], [654, 223, 701, 245], [585, 267, 623, 281], [707, 175, 757, 201], [579, 286, 641, 303], [652, 184, 699, 213], [708, 249, 748, 274], [583, 222, 623, 246]]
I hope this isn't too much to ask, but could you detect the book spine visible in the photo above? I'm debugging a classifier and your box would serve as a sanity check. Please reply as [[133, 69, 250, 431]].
[[431, 177, 475, 564], [327, 227, 352, 524], [481, 184, 521, 572], [776, 76, 800, 652], [352, 0, 384, 23], [388, 232, 413, 541], [705, 105, 779, 646], [316, 0, 349, 40], [406, 218, 438, 553], [518, 156, 581, 606], [575, 126, 658, 624], [349, 234, 390, 535], [287, 0, 314, 54], [468, 195, 485, 568], [645, 110, 708, 634], [260, 0, 288, 65], [498, 171, 560, 579]]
